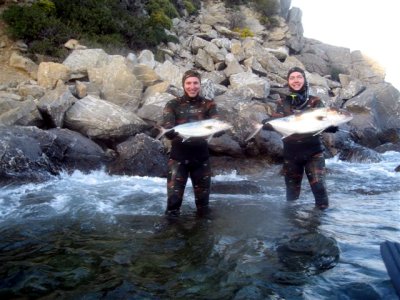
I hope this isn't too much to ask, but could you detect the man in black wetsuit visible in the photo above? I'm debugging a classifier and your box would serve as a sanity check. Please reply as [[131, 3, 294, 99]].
[[262, 67, 337, 209], [161, 70, 220, 217]]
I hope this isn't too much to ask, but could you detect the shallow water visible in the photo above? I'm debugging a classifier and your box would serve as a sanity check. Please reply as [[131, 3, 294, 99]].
[[0, 152, 399, 299]]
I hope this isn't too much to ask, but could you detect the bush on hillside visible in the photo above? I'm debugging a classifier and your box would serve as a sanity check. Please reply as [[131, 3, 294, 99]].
[[252, 0, 279, 17], [1, 2, 71, 57], [224, 0, 280, 29], [1, 0, 183, 58], [259, 15, 280, 29], [233, 27, 254, 38], [147, 0, 179, 19], [183, 0, 197, 15], [224, 0, 249, 7]]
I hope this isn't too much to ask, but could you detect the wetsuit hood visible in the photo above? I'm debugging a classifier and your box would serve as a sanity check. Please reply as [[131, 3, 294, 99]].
[[286, 67, 309, 109]]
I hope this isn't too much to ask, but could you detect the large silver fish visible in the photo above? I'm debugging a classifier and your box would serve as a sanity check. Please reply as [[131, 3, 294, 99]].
[[157, 119, 232, 142], [245, 107, 353, 141]]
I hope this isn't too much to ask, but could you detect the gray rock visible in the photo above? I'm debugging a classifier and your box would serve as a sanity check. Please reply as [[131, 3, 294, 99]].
[[64, 95, 147, 140], [108, 133, 168, 177], [37, 82, 78, 128]]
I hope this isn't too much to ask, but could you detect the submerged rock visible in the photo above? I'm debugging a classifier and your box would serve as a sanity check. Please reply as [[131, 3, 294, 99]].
[[274, 232, 340, 284], [211, 180, 264, 194]]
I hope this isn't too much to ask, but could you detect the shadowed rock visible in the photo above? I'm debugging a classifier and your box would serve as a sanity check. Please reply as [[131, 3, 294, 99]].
[[0, 126, 59, 185], [274, 232, 340, 284], [108, 133, 168, 177]]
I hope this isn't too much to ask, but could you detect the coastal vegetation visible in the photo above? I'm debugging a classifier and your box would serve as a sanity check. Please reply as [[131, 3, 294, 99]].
[[0, 0, 279, 59]]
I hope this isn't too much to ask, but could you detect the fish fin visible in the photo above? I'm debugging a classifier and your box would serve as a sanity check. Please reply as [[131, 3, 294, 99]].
[[155, 127, 176, 140], [313, 129, 325, 136], [155, 126, 167, 139], [281, 134, 292, 140], [245, 124, 263, 142], [206, 135, 213, 143]]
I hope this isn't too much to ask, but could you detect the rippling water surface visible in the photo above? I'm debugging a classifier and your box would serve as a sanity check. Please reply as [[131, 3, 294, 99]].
[[0, 152, 399, 299]]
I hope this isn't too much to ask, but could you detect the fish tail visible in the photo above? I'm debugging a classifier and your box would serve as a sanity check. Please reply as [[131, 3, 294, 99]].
[[155, 126, 168, 139], [245, 124, 263, 142], [313, 129, 325, 136]]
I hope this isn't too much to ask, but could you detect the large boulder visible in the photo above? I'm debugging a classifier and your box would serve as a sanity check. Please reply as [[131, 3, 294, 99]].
[[64, 95, 148, 141], [0, 98, 43, 127], [350, 50, 385, 85], [108, 133, 168, 177], [229, 72, 270, 100], [0, 125, 110, 185], [62, 48, 109, 79], [286, 7, 305, 53], [48, 128, 108, 173], [0, 126, 59, 185], [338, 141, 382, 163], [137, 92, 175, 123], [37, 62, 71, 89], [88, 55, 143, 111], [345, 83, 400, 148], [37, 82, 78, 128]]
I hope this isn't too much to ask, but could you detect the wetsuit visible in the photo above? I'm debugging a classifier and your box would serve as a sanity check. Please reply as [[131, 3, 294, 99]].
[[162, 94, 219, 214], [272, 92, 329, 207]]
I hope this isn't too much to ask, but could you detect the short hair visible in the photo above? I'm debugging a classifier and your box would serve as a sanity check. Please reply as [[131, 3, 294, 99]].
[[182, 69, 201, 86]]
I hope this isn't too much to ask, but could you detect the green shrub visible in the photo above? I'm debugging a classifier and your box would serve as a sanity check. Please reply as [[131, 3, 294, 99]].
[[224, 0, 249, 7], [269, 16, 280, 27], [150, 11, 173, 29], [30, 39, 68, 58], [147, 0, 179, 19], [253, 0, 279, 17], [2, 4, 53, 40], [259, 15, 279, 29], [233, 27, 254, 38], [183, 0, 197, 15], [1, 3, 71, 56], [1, 0, 193, 58], [36, 0, 56, 14], [52, 0, 123, 35]]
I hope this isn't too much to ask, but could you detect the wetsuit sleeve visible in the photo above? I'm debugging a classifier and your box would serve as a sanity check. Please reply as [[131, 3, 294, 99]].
[[309, 96, 324, 108], [162, 100, 177, 129], [272, 98, 286, 118], [206, 99, 219, 119]]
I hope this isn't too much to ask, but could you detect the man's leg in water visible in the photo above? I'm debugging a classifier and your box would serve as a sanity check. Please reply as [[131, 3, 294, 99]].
[[305, 152, 329, 209], [190, 159, 212, 216], [283, 158, 304, 201], [166, 159, 189, 215]]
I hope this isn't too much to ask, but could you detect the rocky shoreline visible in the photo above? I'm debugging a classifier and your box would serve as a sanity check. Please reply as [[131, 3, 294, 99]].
[[1, 1, 400, 185]]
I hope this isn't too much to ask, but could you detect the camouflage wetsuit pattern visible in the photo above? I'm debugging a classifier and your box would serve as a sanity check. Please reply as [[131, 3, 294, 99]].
[[162, 95, 218, 214], [273, 94, 329, 207]]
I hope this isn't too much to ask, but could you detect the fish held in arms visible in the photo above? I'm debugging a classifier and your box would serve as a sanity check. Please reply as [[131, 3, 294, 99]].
[[157, 119, 233, 142], [245, 107, 353, 142]]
